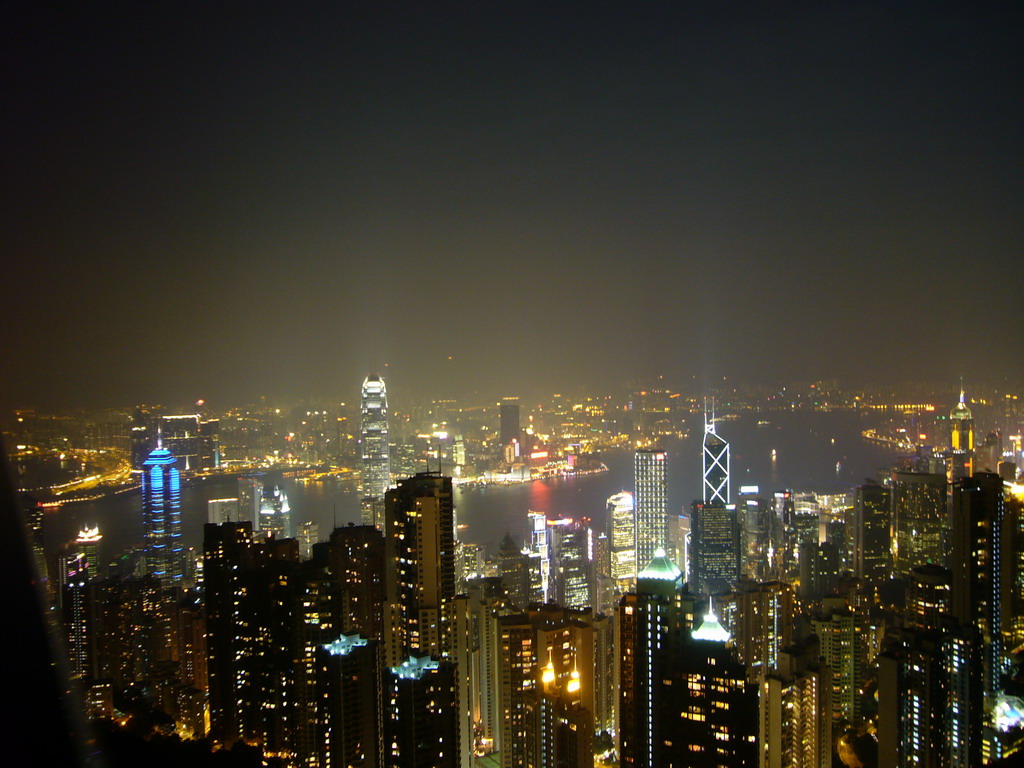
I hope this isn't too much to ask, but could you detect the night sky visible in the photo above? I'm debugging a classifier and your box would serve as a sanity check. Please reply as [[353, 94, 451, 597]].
[[4, 1, 1022, 409]]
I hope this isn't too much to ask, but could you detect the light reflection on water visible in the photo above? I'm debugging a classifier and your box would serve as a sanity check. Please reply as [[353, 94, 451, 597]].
[[48, 410, 897, 564]]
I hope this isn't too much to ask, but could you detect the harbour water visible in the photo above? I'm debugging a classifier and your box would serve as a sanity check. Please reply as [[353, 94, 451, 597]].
[[47, 409, 899, 564]]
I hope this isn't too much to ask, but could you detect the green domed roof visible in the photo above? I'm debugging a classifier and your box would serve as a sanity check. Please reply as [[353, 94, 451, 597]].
[[951, 389, 972, 420], [691, 610, 731, 643], [638, 548, 683, 581]]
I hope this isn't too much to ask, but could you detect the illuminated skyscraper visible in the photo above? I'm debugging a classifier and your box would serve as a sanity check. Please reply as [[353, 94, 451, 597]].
[[142, 445, 183, 584], [75, 524, 103, 579], [950, 387, 975, 453], [690, 500, 740, 596], [702, 411, 730, 506], [238, 473, 263, 528], [891, 470, 947, 576], [499, 396, 521, 449], [258, 484, 292, 540], [608, 491, 636, 587], [549, 518, 591, 609], [360, 374, 391, 529], [634, 449, 668, 573], [853, 481, 891, 582], [160, 413, 202, 471], [948, 388, 976, 481]]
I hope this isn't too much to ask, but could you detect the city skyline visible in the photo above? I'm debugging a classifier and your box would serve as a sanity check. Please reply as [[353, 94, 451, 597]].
[[4, 2, 1022, 411]]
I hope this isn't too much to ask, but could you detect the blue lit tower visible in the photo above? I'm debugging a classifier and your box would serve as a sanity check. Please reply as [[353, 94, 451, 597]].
[[142, 444, 184, 584], [360, 374, 391, 529], [634, 450, 668, 573]]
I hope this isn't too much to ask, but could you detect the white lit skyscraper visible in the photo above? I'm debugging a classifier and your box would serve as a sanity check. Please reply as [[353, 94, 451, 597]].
[[258, 485, 292, 540], [634, 449, 668, 571], [703, 410, 730, 506], [360, 374, 391, 529], [608, 491, 636, 587], [142, 444, 184, 584]]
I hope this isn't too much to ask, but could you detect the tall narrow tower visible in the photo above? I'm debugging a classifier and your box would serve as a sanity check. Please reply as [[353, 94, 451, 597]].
[[634, 450, 668, 573], [360, 374, 391, 529], [142, 445, 183, 584], [702, 405, 730, 506], [608, 491, 636, 587], [384, 472, 457, 666]]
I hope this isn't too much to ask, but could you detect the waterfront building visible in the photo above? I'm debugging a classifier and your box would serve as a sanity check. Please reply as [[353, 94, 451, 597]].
[[259, 484, 293, 540], [160, 413, 202, 472], [74, 524, 103, 579], [548, 517, 591, 609], [142, 444, 184, 584], [500, 396, 521, 449], [238, 473, 263, 529], [360, 374, 391, 529], [59, 549, 93, 679], [207, 497, 239, 525]]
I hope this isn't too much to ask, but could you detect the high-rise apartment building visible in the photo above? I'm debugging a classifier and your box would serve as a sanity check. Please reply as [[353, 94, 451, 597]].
[[317, 633, 380, 768], [761, 638, 832, 768], [360, 374, 391, 529], [618, 550, 690, 767], [853, 481, 891, 582], [732, 579, 795, 679], [811, 600, 861, 723], [384, 473, 456, 665], [326, 524, 386, 642], [634, 450, 668, 574], [142, 445, 184, 584], [497, 605, 595, 768], [951, 472, 1005, 709], [383, 656, 459, 768], [203, 522, 301, 751]]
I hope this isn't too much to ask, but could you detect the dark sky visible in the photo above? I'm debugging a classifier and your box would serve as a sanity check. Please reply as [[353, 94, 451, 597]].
[[3, 1, 1022, 409]]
